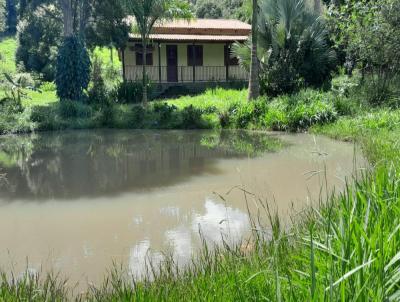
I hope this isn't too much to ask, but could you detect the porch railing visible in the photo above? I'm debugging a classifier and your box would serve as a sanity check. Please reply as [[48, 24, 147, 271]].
[[125, 66, 248, 83]]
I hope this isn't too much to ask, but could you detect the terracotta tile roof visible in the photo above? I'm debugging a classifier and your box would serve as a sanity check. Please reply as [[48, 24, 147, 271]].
[[129, 33, 249, 42], [127, 18, 251, 38], [154, 19, 251, 30], [153, 19, 251, 36]]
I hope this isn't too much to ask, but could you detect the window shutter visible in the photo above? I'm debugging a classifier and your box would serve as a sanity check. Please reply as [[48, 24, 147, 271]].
[[187, 45, 203, 66], [135, 44, 153, 66]]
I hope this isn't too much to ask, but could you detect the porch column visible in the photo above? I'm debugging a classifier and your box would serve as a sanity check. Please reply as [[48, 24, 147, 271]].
[[192, 41, 196, 82], [225, 43, 230, 82], [158, 42, 162, 84], [121, 47, 126, 81]]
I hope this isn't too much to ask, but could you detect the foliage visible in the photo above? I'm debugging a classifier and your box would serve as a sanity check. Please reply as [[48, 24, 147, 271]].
[[2, 109, 400, 300], [88, 55, 108, 105], [180, 105, 205, 129], [0, 0, 5, 33], [195, 0, 222, 18], [16, 4, 62, 81], [328, 0, 400, 105], [112, 80, 153, 104], [58, 99, 93, 119], [55, 35, 91, 101], [5, 0, 16, 34], [234, 0, 336, 96], [85, 0, 130, 50]]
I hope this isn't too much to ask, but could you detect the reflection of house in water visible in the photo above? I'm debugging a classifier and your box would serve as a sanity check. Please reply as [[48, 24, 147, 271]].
[[0, 130, 275, 200]]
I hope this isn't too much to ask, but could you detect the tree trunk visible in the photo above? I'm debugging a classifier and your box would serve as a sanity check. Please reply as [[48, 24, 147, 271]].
[[314, 0, 321, 14], [142, 38, 148, 104], [248, 0, 259, 101], [59, 0, 73, 37]]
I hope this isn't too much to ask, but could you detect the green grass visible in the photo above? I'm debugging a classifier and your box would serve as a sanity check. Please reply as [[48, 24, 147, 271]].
[[0, 36, 17, 76], [164, 88, 248, 111]]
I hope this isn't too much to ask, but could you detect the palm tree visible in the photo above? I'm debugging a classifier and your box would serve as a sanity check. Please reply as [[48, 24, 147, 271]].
[[234, 0, 335, 95], [248, 0, 260, 100], [121, 0, 193, 104]]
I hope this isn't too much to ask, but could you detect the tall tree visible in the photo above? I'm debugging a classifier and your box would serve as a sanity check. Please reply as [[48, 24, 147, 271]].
[[85, 0, 130, 50], [248, 0, 259, 100], [0, 0, 6, 33], [121, 0, 193, 104], [56, 0, 91, 101], [314, 0, 321, 14], [5, 0, 17, 34]]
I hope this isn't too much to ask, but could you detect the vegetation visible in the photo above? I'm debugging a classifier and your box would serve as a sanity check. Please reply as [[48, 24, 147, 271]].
[[55, 36, 91, 101], [1, 0, 400, 300], [1, 107, 400, 300]]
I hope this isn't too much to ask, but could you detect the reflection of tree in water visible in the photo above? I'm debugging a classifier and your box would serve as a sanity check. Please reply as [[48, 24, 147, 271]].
[[0, 130, 283, 200]]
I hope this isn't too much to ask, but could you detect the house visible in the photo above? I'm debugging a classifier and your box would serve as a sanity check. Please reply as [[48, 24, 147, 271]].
[[121, 19, 251, 86]]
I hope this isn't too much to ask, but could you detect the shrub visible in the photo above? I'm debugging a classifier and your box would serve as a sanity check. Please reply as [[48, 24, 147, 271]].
[[153, 102, 178, 128], [88, 56, 108, 105], [39, 81, 56, 92], [59, 100, 92, 119], [180, 105, 204, 129], [263, 101, 289, 131], [131, 105, 146, 128], [99, 101, 115, 126], [55, 36, 91, 101], [113, 80, 153, 104]]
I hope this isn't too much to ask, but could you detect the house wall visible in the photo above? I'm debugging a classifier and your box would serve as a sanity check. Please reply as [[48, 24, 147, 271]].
[[124, 41, 247, 82]]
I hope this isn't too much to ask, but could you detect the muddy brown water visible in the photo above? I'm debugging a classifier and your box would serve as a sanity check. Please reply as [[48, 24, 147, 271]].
[[0, 129, 365, 287]]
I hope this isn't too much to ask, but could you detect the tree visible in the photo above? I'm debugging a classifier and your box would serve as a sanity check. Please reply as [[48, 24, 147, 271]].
[[16, 4, 63, 81], [56, 0, 92, 101], [0, 0, 6, 33], [5, 0, 17, 34], [55, 36, 91, 100], [85, 0, 130, 50], [328, 0, 400, 105], [248, 0, 259, 100], [121, 0, 193, 104], [195, 0, 222, 18], [235, 0, 336, 96]]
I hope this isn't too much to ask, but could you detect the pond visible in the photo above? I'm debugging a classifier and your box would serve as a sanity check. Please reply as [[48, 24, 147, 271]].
[[0, 129, 365, 287]]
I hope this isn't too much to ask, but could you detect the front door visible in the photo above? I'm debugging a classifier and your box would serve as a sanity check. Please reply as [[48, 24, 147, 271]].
[[166, 45, 178, 82]]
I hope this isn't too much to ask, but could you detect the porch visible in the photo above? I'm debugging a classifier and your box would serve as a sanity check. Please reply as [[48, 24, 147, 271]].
[[124, 65, 248, 83]]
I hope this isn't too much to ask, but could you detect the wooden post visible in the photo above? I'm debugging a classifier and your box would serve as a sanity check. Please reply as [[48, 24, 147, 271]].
[[121, 47, 126, 81], [192, 42, 195, 82], [225, 43, 230, 82], [158, 42, 162, 84]]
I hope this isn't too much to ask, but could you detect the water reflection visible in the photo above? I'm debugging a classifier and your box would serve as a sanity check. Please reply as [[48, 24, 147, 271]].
[[0, 130, 282, 200], [0, 130, 365, 287]]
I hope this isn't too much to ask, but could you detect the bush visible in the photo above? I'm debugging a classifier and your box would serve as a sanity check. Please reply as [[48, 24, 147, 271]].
[[88, 56, 108, 105], [180, 105, 204, 129], [55, 36, 91, 101], [59, 100, 92, 119], [113, 80, 153, 104], [263, 100, 289, 131], [39, 81, 56, 92], [153, 102, 178, 128]]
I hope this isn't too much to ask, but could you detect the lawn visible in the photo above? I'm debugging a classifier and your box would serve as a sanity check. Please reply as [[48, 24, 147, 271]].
[[164, 88, 248, 111]]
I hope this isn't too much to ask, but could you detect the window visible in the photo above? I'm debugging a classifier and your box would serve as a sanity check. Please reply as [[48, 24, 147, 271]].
[[187, 45, 203, 66], [224, 45, 239, 66], [135, 44, 153, 66]]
